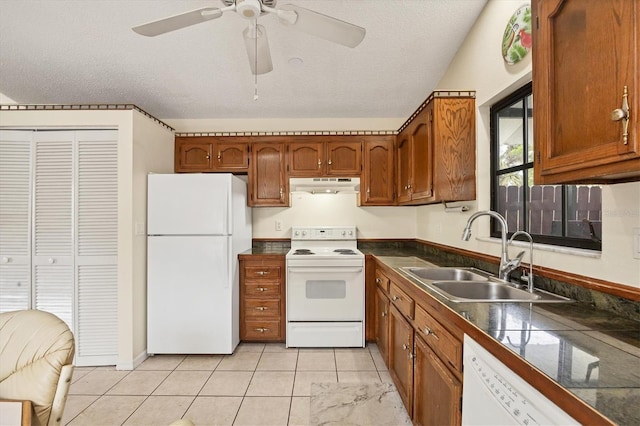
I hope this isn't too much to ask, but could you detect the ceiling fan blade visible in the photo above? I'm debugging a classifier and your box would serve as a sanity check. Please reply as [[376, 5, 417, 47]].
[[132, 7, 223, 37], [276, 4, 365, 48], [243, 24, 273, 75]]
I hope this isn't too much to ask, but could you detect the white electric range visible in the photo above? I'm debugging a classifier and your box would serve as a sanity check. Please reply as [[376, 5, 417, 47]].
[[285, 226, 365, 348]]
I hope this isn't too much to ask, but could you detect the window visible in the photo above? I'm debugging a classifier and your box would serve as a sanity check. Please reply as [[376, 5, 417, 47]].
[[490, 83, 602, 250]]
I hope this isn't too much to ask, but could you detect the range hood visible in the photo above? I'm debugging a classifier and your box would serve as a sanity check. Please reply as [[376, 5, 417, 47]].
[[290, 177, 360, 194]]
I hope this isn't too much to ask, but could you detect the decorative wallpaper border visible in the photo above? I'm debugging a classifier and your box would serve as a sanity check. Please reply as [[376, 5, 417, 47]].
[[0, 103, 175, 131], [175, 130, 397, 137]]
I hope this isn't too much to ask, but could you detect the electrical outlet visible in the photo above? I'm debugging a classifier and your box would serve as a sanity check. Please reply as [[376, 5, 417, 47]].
[[275, 220, 283, 231]]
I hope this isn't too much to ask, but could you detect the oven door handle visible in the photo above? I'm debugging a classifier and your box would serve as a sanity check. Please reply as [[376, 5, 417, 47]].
[[287, 267, 363, 274]]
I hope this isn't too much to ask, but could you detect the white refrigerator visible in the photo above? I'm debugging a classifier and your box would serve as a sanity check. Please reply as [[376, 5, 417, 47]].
[[147, 173, 252, 354]]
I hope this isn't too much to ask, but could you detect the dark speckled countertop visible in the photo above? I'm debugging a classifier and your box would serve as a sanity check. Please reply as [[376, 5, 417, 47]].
[[376, 255, 640, 426]]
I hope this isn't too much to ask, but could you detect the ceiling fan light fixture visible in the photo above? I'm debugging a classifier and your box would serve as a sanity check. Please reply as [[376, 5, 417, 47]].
[[236, 0, 262, 20]]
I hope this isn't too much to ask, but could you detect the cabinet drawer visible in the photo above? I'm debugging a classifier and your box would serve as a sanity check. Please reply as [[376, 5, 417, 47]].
[[389, 282, 414, 319], [414, 304, 461, 372], [244, 299, 281, 318], [244, 283, 280, 298], [244, 320, 281, 339], [375, 270, 390, 294], [244, 266, 281, 281]]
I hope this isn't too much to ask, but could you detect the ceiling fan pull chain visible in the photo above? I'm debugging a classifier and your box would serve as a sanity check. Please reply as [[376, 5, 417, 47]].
[[254, 18, 259, 101]]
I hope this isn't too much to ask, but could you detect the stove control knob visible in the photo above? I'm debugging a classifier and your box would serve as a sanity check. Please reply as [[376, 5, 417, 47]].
[[302, 231, 307, 236], [294, 231, 299, 236], [341, 231, 346, 236], [348, 231, 353, 236]]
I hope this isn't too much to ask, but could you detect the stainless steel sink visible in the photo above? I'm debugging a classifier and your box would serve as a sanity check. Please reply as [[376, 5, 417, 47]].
[[429, 281, 573, 303], [401, 267, 489, 282], [399, 266, 573, 303]]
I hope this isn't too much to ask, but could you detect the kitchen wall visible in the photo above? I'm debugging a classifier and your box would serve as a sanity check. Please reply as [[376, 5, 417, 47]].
[[422, 0, 640, 289], [171, 0, 640, 290]]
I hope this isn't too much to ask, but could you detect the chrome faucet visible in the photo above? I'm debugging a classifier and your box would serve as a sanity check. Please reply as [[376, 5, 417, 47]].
[[509, 231, 535, 293], [461, 210, 523, 281]]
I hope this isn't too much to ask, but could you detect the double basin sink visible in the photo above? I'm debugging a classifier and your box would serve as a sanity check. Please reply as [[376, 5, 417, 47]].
[[400, 266, 573, 303]]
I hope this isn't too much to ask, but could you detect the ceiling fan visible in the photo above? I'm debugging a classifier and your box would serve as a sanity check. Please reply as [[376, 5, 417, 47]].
[[132, 0, 366, 75]]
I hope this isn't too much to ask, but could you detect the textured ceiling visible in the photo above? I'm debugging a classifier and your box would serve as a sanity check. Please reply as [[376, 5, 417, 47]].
[[0, 0, 487, 121]]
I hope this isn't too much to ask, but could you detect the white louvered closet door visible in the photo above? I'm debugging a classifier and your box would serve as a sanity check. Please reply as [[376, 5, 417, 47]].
[[32, 131, 74, 329], [75, 130, 118, 365], [0, 131, 32, 313]]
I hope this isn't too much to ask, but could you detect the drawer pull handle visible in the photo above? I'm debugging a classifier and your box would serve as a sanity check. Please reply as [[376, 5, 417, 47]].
[[408, 352, 415, 360], [392, 295, 400, 301], [255, 327, 269, 333], [424, 327, 439, 340], [255, 306, 268, 311], [256, 271, 269, 276], [381, 311, 387, 317], [375, 278, 381, 284], [256, 287, 268, 292], [402, 343, 409, 350]]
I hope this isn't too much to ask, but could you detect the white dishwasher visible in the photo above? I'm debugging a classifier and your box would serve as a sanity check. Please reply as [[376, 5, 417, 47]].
[[462, 335, 579, 425]]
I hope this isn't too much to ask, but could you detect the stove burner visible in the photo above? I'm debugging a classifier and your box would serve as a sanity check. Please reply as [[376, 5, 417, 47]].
[[293, 249, 315, 255], [334, 249, 357, 255]]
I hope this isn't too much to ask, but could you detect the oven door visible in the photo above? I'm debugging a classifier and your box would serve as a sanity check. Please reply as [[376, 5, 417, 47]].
[[287, 265, 364, 321]]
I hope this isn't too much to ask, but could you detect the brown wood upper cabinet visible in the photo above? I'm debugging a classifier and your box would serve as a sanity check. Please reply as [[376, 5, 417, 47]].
[[175, 136, 249, 172], [533, 0, 640, 184], [248, 139, 289, 207], [362, 135, 396, 205], [288, 136, 362, 177], [397, 92, 476, 205]]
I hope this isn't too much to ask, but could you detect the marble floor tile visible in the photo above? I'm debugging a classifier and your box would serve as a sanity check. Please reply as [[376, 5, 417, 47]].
[[182, 396, 242, 426], [199, 370, 253, 396], [246, 371, 295, 396], [293, 371, 338, 396], [371, 350, 388, 371], [289, 396, 311, 426], [123, 395, 193, 426], [297, 351, 336, 371], [68, 370, 129, 395], [256, 352, 298, 371], [66, 395, 146, 426], [70, 367, 95, 383], [233, 396, 291, 426], [338, 371, 382, 383], [216, 351, 261, 371], [310, 383, 411, 426], [106, 370, 170, 395], [335, 351, 377, 371], [379, 371, 394, 384], [153, 370, 211, 395], [135, 354, 186, 371], [176, 354, 223, 370]]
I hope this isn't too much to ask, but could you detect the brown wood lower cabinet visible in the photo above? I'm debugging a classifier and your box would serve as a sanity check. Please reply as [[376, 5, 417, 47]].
[[413, 335, 462, 426], [375, 260, 463, 424], [388, 303, 414, 414], [239, 256, 285, 341]]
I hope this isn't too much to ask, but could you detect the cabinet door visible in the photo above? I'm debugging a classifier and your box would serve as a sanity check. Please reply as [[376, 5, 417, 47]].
[[431, 98, 476, 203], [410, 108, 433, 201], [362, 136, 395, 205], [396, 129, 412, 203], [289, 140, 324, 176], [533, 0, 640, 183], [32, 132, 74, 330], [175, 138, 213, 172], [413, 336, 462, 426], [249, 142, 289, 206], [326, 137, 362, 176], [0, 131, 32, 313], [215, 140, 249, 171], [375, 287, 390, 367], [388, 304, 414, 415]]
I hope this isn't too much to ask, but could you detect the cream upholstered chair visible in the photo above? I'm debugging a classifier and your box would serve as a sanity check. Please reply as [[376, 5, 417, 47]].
[[0, 309, 75, 426]]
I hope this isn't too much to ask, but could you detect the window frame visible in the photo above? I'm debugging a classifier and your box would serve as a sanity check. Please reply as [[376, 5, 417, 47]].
[[489, 82, 602, 251]]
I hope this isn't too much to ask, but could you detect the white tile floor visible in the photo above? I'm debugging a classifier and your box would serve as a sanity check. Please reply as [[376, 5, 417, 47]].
[[63, 343, 398, 426]]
